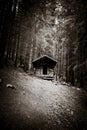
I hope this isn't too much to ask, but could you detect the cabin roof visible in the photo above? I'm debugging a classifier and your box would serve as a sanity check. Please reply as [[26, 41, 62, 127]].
[[32, 55, 57, 68]]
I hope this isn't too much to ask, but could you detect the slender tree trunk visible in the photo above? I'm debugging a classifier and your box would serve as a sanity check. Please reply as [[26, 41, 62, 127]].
[[14, 1, 22, 67]]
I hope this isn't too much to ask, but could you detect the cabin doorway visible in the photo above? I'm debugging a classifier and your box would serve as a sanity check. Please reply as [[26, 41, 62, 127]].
[[43, 66, 47, 75]]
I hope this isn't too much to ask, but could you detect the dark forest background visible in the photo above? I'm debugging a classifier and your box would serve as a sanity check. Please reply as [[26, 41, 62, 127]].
[[0, 0, 87, 87]]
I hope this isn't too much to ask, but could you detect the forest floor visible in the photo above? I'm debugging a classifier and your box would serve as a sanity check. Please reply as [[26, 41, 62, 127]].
[[0, 66, 87, 130]]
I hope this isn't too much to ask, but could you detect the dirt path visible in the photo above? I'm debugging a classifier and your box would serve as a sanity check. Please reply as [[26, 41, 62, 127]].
[[0, 67, 87, 130]]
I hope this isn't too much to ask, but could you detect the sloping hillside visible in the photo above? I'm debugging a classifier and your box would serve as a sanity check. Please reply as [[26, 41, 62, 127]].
[[0, 67, 87, 130]]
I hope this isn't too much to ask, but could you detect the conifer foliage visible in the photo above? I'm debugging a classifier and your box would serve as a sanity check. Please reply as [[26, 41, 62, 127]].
[[0, 0, 87, 87]]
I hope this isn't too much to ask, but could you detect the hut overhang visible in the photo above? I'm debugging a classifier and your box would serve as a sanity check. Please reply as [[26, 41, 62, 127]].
[[32, 55, 57, 68]]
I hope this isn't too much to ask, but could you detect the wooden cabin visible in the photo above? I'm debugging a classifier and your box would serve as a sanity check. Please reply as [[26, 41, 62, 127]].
[[32, 55, 57, 79]]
